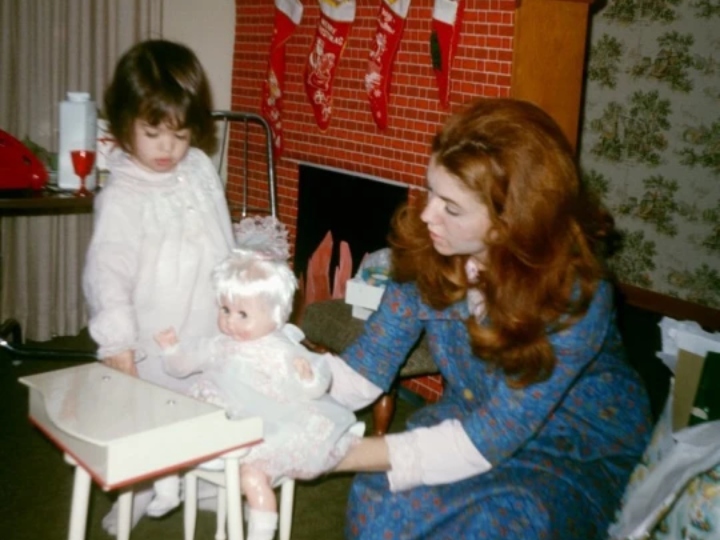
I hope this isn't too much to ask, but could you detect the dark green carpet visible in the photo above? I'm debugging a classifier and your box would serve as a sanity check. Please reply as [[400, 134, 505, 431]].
[[0, 331, 417, 540]]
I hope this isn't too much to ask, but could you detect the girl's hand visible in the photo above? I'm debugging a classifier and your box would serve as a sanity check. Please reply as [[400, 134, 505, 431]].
[[154, 327, 179, 349], [103, 350, 138, 377], [293, 357, 314, 381]]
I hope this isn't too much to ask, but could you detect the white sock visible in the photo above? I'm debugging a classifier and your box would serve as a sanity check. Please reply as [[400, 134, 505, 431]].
[[101, 487, 153, 535], [247, 509, 278, 540], [146, 475, 181, 517]]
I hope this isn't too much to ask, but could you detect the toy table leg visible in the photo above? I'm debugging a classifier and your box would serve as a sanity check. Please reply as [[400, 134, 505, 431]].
[[184, 473, 198, 540], [224, 457, 243, 540], [68, 462, 91, 540], [116, 490, 133, 540]]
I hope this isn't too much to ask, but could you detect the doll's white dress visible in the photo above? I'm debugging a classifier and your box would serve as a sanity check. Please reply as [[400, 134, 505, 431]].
[[161, 325, 358, 482]]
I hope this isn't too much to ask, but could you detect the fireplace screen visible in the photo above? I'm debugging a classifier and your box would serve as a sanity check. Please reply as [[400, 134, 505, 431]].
[[293, 163, 409, 307]]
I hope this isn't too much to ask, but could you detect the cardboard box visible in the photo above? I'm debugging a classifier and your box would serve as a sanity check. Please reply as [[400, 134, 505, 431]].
[[345, 279, 386, 320], [673, 349, 706, 432], [670, 328, 720, 432]]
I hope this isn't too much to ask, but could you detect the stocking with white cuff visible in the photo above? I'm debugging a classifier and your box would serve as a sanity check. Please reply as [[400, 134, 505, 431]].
[[304, 0, 356, 131], [365, 0, 412, 130], [430, 0, 465, 108], [261, 0, 304, 159]]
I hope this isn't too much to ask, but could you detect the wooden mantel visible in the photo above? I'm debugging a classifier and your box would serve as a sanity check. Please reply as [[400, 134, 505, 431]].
[[511, 0, 595, 149]]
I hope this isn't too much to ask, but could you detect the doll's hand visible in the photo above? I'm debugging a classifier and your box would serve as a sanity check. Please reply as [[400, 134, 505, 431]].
[[293, 357, 314, 381], [103, 350, 138, 377], [154, 328, 179, 349]]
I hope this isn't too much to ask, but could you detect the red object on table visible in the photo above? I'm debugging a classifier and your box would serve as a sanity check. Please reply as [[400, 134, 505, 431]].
[[0, 129, 49, 190], [70, 149, 96, 197]]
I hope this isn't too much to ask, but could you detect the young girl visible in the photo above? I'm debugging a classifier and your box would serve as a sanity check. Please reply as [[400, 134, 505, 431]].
[[154, 216, 360, 540], [82, 39, 234, 531]]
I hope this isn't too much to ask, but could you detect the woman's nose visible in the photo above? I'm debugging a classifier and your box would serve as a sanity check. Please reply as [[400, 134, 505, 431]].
[[420, 197, 439, 224]]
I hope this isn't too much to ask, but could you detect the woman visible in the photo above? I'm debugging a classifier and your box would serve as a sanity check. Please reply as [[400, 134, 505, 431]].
[[326, 98, 652, 539]]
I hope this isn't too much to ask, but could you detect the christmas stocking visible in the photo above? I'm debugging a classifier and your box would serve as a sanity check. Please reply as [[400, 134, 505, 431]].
[[430, 0, 464, 108], [261, 0, 304, 159], [365, 0, 412, 130], [304, 0, 356, 131]]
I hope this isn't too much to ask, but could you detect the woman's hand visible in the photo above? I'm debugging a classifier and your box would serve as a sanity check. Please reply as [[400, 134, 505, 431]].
[[103, 350, 138, 377]]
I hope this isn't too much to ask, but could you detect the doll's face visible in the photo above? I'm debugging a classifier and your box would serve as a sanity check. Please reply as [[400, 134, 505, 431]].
[[217, 295, 278, 342]]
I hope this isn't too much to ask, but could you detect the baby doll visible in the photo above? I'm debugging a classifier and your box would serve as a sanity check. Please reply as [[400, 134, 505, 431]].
[[153, 216, 360, 540]]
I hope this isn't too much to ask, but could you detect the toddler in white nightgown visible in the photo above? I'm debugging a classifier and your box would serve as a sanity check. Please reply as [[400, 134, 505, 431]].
[[154, 217, 360, 540]]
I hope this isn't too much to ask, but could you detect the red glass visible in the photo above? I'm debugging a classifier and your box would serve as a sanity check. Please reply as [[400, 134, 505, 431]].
[[70, 150, 96, 197]]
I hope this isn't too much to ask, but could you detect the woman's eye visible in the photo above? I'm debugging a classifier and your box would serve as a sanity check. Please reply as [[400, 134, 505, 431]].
[[445, 205, 461, 216], [175, 131, 190, 141], [238, 311, 248, 319], [144, 130, 158, 138]]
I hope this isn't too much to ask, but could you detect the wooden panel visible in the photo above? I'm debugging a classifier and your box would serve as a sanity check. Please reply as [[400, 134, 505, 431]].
[[618, 283, 720, 332], [511, 0, 593, 149]]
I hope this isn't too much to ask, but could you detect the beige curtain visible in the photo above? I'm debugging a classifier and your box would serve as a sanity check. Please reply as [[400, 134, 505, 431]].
[[0, 0, 163, 342]]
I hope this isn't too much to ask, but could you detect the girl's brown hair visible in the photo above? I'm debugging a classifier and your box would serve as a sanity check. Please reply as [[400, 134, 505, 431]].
[[390, 98, 614, 387], [103, 39, 216, 155]]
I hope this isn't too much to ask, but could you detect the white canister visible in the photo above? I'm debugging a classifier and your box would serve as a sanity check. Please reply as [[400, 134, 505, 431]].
[[58, 91, 98, 190]]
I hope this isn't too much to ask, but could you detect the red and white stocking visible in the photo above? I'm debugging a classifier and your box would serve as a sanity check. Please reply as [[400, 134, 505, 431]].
[[430, 0, 464, 108], [304, 0, 356, 131], [261, 0, 304, 159], [365, 0, 411, 130]]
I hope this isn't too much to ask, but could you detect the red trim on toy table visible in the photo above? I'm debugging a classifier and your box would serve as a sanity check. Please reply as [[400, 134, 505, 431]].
[[28, 416, 264, 491]]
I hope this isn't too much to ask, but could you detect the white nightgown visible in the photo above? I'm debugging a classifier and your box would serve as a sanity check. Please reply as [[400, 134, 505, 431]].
[[82, 147, 234, 393], [161, 326, 359, 482]]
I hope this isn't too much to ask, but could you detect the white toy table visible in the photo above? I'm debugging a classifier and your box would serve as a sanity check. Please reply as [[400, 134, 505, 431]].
[[19, 362, 263, 540]]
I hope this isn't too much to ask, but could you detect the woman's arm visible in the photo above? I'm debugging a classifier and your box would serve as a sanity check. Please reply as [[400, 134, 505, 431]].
[[334, 420, 492, 491]]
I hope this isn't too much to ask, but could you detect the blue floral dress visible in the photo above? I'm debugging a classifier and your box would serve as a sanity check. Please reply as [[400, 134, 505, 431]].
[[341, 280, 652, 539]]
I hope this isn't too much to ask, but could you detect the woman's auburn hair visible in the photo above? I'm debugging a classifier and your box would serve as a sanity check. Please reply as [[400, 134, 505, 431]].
[[389, 98, 614, 387], [103, 39, 217, 155]]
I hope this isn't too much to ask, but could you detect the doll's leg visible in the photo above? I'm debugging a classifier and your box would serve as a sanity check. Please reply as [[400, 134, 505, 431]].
[[240, 464, 278, 540], [146, 474, 181, 517]]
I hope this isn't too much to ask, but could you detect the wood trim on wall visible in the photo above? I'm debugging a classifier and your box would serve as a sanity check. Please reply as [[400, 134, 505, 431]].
[[618, 283, 720, 331], [510, 0, 594, 149]]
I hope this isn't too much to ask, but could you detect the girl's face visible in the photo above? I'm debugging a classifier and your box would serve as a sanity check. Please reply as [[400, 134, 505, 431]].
[[130, 119, 191, 173], [420, 156, 492, 260], [217, 295, 277, 342]]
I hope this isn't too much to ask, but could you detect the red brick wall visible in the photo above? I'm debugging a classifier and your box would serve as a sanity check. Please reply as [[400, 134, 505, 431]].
[[229, 0, 515, 402]]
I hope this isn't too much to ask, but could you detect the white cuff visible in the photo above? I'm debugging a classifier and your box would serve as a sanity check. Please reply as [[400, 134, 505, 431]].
[[276, 0, 303, 25], [386, 430, 423, 491], [432, 0, 459, 24], [386, 419, 493, 492]]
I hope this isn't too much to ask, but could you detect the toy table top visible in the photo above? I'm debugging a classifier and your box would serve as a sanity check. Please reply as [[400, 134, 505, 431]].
[[20, 363, 263, 490]]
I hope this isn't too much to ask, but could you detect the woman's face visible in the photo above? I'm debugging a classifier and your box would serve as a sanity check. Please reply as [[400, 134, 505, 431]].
[[420, 157, 491, 260]]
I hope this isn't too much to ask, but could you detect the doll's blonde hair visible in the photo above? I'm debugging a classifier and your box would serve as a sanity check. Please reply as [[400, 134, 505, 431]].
[[211, 250, 297, 328]]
